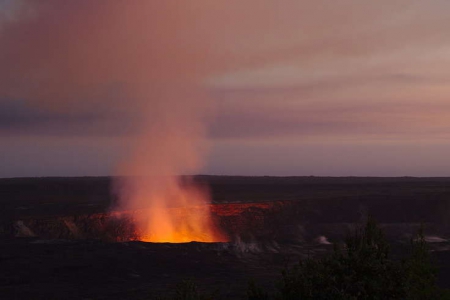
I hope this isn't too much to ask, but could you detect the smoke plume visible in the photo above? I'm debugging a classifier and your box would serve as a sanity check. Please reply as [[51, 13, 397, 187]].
[[0, 1, 233, 242]]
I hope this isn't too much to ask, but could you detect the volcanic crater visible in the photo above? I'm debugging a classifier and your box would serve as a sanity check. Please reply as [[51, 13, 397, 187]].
[[2, 176, 450, 299]]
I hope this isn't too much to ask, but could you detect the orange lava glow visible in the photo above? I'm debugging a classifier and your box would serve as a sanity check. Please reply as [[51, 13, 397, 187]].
[[137, 205, 227, 243], [126, 179, 227, 243], [138, 211, 226, 243]]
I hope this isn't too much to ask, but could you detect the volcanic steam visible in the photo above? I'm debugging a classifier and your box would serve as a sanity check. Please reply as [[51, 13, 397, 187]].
[[0, 1, 230, 243], [115, 87, 225, 242]]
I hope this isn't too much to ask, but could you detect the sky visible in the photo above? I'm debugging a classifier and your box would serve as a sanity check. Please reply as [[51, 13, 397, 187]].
[[1, 0, 450, 177]]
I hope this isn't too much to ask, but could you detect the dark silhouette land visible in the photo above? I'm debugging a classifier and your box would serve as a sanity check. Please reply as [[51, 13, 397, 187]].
[[1, 176, 450, 298]]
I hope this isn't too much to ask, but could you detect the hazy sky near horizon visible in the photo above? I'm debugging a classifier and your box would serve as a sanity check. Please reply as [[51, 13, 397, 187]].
[[1, 0, 450, 177]]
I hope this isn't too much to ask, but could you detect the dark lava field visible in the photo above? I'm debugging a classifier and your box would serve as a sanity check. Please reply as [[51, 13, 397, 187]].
[[2, 176, 450, 299]]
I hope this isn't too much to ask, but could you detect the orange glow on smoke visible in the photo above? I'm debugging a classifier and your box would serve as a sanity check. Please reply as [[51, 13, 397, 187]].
[[122, 177, 227, 243], [138, 205, 226, 243]]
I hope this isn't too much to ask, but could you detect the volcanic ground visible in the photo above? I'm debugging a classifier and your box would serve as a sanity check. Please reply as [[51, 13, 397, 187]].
[[2, 176, 450, 299]]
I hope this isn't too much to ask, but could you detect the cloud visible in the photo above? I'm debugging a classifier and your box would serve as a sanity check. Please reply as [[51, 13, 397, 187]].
[[0, 0, 33, 25], [1, 0, 450, 179], [210, 82, 450, 141], [0, 98, 134, 137], [2, 0, 450, 140]]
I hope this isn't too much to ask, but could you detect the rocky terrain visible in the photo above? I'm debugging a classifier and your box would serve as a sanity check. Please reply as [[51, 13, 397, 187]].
[[2, 176, 450, 298]]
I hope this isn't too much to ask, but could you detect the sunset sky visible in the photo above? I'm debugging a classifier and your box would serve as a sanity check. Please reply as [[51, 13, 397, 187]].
[[1, 0, 450, 177]]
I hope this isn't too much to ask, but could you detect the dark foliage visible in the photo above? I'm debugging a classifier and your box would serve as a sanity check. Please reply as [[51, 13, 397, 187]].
[[249, 217, 443, 300], [403, 225, 439, 299], [155, 280, 216, 300], [247, 279, 270, 300]]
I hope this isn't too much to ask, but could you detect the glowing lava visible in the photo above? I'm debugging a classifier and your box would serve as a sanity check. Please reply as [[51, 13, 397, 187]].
[[119, 176, 226, 243]]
